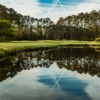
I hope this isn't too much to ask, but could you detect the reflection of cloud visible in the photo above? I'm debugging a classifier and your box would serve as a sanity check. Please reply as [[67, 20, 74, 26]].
[[38, 63, 91, 100], [74, 73, 100, 100], [0, 61, 100, 100], [0, 68, 51, 100], [86, 85, 100, 100]]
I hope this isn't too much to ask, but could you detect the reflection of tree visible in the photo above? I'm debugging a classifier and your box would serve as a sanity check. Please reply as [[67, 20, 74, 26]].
[[95, 48, 100, 53], [0, 47, 100, 82], [0, 58, 18, 82], [13, 52, 53, 68], [57, 57, 100, 77], [51, 48, 100, 77]]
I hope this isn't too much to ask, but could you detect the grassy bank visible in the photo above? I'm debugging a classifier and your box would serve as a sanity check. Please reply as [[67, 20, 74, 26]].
[[0, 40, 100, 58]]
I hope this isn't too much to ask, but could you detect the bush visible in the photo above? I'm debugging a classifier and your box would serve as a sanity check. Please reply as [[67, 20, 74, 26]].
[[95, 38, 100, 42]]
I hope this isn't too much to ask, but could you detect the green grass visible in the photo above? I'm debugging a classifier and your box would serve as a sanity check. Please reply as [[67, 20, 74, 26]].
[[0, 40, 100, 58]]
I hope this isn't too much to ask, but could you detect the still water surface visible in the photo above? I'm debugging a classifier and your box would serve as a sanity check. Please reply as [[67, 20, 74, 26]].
[[0, 47, 100, 100]]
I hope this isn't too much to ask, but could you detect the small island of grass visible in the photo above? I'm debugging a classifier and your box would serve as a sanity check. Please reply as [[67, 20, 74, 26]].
[[0, 40, 100, 58]]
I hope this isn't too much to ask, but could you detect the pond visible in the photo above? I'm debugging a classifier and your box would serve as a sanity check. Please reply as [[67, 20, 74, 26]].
[[0, 47, 100, 100]]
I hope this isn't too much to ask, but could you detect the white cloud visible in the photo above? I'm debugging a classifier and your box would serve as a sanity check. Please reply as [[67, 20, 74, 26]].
[[0, 0, 41, 17], [41, 0, 100, 22], [76, 1, 100, 13], [0, 0, 100, 22]]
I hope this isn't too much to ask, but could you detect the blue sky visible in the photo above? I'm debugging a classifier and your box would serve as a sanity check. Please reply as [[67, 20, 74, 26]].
[[39, 0, 54, 4], [39, 0, 84, 5], [0, 0, 100, 22]]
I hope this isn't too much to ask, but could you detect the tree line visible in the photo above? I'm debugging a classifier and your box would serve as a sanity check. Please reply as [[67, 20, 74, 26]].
[[0, 4, 100, 41]]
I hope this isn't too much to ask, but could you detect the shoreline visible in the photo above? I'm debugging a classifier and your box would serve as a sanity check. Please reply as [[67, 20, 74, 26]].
[[0, 40, 100, 58]]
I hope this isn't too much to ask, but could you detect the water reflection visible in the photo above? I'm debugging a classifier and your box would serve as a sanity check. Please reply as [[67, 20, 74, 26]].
[[0, 65, 92, 100], [0, 47, 100, 82], [0, 47, 100, 100]]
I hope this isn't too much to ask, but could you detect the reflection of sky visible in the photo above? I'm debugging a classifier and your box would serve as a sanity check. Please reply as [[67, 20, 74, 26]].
[[0, 63, 100, 100]]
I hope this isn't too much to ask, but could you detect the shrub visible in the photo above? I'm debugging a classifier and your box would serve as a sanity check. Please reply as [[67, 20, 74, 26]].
[[95, 38, 100, 42]]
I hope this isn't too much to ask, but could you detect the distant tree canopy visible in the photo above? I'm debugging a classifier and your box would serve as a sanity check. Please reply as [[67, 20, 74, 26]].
[[0, 4, 100, 41], [0, 20, 15, 41]]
